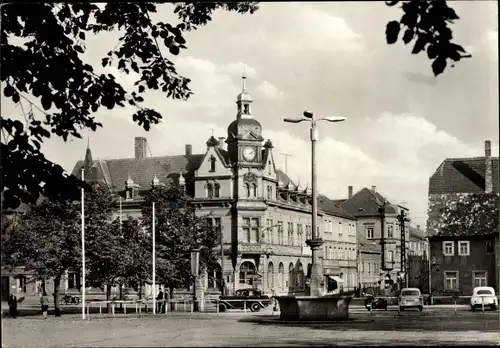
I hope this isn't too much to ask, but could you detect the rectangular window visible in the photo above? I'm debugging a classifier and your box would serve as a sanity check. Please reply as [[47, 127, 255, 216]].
[[444, 271, 458, 291], [485, 240, 494, 254], [242, 217, 250, 243], [338, 222, 343, 236], [366, 226, 374, 239], [458, 241, 469, 256], [473, 271, 487, 287], [266, 219, 273, 244], [278, 221, 283, 245], [388, 225, 393, 238], [67, 271, 81, 290], [250, 218, 259, 243], [443, 241, 454, 256]]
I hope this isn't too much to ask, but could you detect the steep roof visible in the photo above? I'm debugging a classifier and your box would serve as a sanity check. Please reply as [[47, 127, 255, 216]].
[[429, 157, 499, 194], [71, 154, 204, 192], [340, 187, 397, 217], [318, 195, 357, 220]]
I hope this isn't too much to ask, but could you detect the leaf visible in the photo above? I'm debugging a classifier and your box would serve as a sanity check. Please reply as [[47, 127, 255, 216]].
[[427, 44, 437, 59], [4, 85, 15, 97], [402, 29, 414, 44], [385, 1, 399, 6], [102, 58, 109, 67], [432, 56, 447, 76], [385, 21, 400, 44], [41, 94, 52, 110], [79, 32, 86, 40], [411, 36, 427, 54], [169, 45, 180, 55], [74, 46, 84, 54], [12, 91, 20, 103], [138, 85, 145, 93]]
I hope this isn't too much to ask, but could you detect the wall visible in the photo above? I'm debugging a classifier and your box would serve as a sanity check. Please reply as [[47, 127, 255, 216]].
[[359, 251, 381, 288], [429, 236, 497, 295]]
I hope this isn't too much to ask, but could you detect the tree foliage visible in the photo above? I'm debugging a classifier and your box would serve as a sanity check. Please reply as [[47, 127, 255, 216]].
[[429, 192, 499, 237], [2, 182, 115, 315], [0, 2, 258, 211], [385, 0, 471, 76], [141, 185, 220, 291]]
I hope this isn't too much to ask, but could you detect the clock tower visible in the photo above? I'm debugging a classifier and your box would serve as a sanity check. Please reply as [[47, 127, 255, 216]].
[[226, 69, 264, 167]]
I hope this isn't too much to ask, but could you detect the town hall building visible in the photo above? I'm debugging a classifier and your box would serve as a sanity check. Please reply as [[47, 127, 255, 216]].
[[71, 74, 358, 297]]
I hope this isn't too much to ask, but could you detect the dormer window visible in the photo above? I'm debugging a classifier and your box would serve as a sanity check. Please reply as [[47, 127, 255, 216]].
[[209, 155, 216, 172], [268, 161, 272, 175]]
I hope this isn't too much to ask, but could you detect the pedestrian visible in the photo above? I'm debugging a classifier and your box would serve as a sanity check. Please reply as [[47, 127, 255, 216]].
[[156, 288, 164, 313], [40, 291, 49, 319], [8, 294, 18, 318]]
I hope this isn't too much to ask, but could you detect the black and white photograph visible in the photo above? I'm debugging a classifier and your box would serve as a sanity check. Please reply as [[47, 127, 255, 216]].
[[1, 1, 499, 346]]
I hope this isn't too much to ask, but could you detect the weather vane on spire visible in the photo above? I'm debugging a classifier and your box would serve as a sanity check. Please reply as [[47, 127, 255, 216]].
[[242, 64, 247, 91], [209, 128, 214, 136]]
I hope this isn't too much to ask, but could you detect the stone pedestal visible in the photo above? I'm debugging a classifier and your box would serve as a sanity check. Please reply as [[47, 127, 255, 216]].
[[195, 276, 205, 311], [276, 295, 353, 321], [306, 239, 325, 297]]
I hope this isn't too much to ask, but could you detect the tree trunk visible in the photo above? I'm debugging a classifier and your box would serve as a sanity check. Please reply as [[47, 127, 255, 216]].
[[106, 283, 112, 313], [138, 281, 142, 300], [119, 282, 123, 311], [53, 276, 62, 317], [169, 285, 175, 312]]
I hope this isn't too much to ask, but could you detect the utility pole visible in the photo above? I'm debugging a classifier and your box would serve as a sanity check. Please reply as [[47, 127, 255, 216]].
[[280, 153, 292, 173], [397, 210, 410, 288]]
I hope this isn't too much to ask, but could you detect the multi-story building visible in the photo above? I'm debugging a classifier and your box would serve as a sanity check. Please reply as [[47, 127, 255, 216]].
[[407, 225, 429, 293], [70, 75, 358, 296], [409, 225, 428, 258], [357, 227, 382, 293], [427, 140, 499, 295], [338, 186, 411, 289]]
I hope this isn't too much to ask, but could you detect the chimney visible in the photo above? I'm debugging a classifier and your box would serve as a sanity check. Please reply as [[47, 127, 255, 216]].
[[185, 144, 192, 156], [134, 137, 148, 159], [348, 186, 353, 199], [218, 137, 226, 150], [371, 185, 376, 192], [485, 140, 492, 193], [485, 140, 491, 157]]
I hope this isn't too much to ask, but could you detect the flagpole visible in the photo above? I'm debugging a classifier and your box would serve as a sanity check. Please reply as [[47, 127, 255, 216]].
[[81, 168, 86, 320], [152, 202, 156, 315]]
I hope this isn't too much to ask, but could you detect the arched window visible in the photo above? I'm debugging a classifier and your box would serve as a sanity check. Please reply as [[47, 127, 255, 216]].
[[214, 183, 220, 197], [206, 183, 213, 198], [252, 184, 257, 197], [288, 262, 294, 290], [209, 155, 216, 172], [278, 262, 284, 289], [239, 261, 256, 285], [245, 184, 251, 197], [267, 262, 274, 289], [297, 263, 304, 288]]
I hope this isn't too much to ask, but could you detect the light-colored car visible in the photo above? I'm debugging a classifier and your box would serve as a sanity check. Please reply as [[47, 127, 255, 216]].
[[470, 286, 497, 311], [398, 287, 423, 312]]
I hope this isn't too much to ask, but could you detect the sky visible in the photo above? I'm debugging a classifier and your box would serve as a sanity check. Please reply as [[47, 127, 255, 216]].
[[2, 2, 498, 229]]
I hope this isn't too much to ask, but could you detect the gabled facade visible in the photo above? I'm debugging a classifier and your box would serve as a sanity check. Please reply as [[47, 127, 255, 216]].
[[340, 186, 411, 290], [70, 74, 358, 296], [426, 140, 499, 295]]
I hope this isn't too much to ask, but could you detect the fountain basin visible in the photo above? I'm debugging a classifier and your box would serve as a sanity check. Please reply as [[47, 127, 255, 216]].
[[276, 294, 353, 321]]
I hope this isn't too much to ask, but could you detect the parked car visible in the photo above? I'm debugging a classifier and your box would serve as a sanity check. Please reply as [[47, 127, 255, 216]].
[[470, 286, 497, 311], [364, 294, 388, 311], [216, 288, 270, 312], [398, 287, 423, 312]]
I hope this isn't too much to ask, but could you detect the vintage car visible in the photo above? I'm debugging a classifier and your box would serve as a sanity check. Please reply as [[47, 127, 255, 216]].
[[470, 286, 498, 311], [215, 288, 270, 312], [398, 287, 423, 312]]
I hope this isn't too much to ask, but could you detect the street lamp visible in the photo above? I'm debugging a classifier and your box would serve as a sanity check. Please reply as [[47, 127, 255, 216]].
[[283, 110, 346, 297]]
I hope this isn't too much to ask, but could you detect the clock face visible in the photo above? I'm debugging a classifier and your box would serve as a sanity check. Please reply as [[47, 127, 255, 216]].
[[242, 146, 257, 161]]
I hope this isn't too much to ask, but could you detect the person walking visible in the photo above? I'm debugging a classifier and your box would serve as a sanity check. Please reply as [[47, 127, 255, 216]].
[[156, 289, 164, 314], [8, 294, 18, 318], [40, 292, 49, 319]]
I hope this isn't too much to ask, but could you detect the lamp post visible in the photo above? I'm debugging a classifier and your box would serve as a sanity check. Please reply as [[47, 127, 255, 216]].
[[81, 168, 86, 320], [284, 111, 346, 297], [191, 248, 201, 312]]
